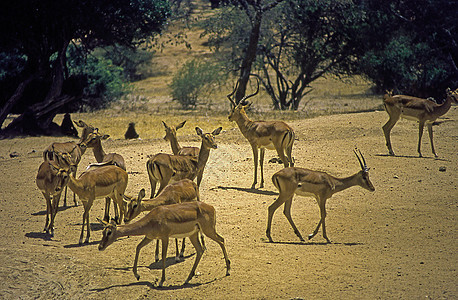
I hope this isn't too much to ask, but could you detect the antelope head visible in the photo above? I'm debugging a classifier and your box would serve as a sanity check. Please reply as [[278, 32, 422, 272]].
[[196, 126, 222, 149], [162, 120, 186, 142], [47, 160, 71, 194], [227, 78, 260, 122], [123, 188, 146, 223], [354, 149, 375, 192]]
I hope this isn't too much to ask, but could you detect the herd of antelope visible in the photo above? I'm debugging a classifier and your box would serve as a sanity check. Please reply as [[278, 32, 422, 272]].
[[35, 80, 457, 286]]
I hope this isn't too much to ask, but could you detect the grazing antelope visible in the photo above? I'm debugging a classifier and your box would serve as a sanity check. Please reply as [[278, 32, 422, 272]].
[[382, 88, 458, 157], [266, 150, 375, 243], [85, 128, 126, 223], [66, 164, 128, 244], [162, 121, 200, 157], [43, 120, 96, 206], [124, 179, 202, 262], [146, 126, 222, 198], [98, 201, 231, 287], [36, 160, 71, 237], [227, 79, 295, 189]]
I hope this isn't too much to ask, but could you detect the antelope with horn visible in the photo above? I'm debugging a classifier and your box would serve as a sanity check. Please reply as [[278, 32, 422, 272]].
[[146, 126, 222, 198], [382, 88, 458, 157], [124, 179, 203, 262], [227, 78, 295, 189], [98, 201, 231, 287], [266, 150, 375, 243]]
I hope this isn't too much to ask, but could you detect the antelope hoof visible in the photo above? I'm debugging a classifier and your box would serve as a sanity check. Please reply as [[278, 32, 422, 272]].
[[175, 256, 181, 262], [78, 239, 83, 245], [158, 280, 164, 287], [134, 273, 140, 281], [308, 234, 314, 240]]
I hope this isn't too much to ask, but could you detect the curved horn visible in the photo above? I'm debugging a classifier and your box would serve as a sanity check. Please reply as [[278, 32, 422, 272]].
[[240, 77, 260, 104], [227, 80, 239, 106], [354, 148, 365, 171]]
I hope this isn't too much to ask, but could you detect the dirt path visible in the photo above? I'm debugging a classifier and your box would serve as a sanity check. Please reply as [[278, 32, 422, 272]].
[[0, 108, 456, 299]]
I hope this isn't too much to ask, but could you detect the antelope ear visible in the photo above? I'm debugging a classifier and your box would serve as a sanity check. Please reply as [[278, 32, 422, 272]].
[[242, 101, 252, 109], [195, 127, 203, 136], [138, 188, 146, 201], [176, 121, 186, 130], [102, 134, 110, 140], [212, 127, 222, 136], [97, 218, 109, 226], [74, 120, 87, 128]]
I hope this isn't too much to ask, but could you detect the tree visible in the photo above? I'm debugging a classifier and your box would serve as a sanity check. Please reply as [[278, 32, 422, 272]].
[[202, 0, 284, 104], [0, 0, 169, 136], [357, 0, 458, 99], [258, 0, 365, 110], [202, 0, 364, 109]]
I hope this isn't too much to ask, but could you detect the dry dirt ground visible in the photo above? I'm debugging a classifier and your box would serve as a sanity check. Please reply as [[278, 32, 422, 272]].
[[0, 108, 456, 299]]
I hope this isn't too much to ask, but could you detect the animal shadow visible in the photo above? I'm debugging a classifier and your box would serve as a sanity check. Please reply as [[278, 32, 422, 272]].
[[214, 186, 278, 196]]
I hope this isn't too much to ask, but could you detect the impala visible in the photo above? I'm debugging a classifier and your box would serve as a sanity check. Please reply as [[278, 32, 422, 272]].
[[85, 128, 126, 223], [146, 126, 222, 197], [43, 120, 96, 206], [124, 179, 202, 262], [266, 150, 375, 243], [36, 160, 71, 237], [98, 201, 231, 287], [162, 120, 200, 157], [382, 88, 458, 157], [66, 164, 128, 244], [227, 79, 295, 189]]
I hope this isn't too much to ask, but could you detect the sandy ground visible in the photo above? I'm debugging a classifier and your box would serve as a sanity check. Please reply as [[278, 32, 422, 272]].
[[0, 108, 456, 299]]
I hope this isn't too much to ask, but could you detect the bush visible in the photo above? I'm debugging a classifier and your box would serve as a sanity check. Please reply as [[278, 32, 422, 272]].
[[169, 59, 227, 108], [67, 45, 132, 109]]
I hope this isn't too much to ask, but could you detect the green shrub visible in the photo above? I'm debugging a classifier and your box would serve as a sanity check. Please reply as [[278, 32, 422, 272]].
[[67, 45, 132, 109], [170, 59, 226, 108]]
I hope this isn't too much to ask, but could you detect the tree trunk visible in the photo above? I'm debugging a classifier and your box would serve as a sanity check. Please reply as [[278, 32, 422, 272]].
[[235, 8, 263, 103], [1, 41, 72, 137], [0, 75, 35, 129]]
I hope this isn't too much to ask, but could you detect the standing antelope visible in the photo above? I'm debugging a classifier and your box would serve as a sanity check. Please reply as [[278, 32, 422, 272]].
[[227, 79, 295, 189], [382, 88, 458, 157], [85, 128, 126, 223], [36, 160, 71, 237], [66, 164, 128, 244], [162, 120, 200, 156], [98, 201, 231, 287], [124, 179, 202, 262], [43, 120, 96, 206], [266, 150, 375, 243], [146, 126, 222, 198]]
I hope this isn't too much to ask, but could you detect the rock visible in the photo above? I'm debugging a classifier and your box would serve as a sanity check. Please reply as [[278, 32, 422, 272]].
[[9, 152, 20, 158]]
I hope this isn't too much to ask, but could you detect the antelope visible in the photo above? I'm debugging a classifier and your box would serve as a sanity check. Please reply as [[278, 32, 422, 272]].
[[227, 79, 295, 189], [382, 88, 458, 157], [146, 126, 222, 198], [85, 128, 126, 223], [65, 164, 128, 244], [36, 160, 71, 237], [98, 201, 231, 287], [43, 120, 96, 206], [162, 121, 200, 157], [124, 179, 202, 262], [266, 150, 375, 243]]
